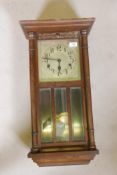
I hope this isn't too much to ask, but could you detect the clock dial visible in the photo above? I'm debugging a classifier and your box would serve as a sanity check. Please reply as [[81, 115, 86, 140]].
[[38, 39, 81, 82]]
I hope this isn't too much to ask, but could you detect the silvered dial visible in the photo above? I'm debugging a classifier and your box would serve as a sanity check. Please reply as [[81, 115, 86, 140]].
[[42, 44, 75, 76], [38, 39, 81, 82]]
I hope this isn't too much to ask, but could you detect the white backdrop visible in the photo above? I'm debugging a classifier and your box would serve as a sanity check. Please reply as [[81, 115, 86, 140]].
[[0, 0, 117, 174]]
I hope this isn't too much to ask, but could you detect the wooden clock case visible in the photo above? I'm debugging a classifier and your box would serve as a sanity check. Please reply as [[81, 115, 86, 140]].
[[20, 18, 99, 166]]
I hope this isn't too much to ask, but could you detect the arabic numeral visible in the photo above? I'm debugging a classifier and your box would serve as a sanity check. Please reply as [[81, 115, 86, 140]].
[[57, 44, 61, 51], [68, 51, 71, 56], [50, 48, 54, 53], [64, 47, 66, 52]]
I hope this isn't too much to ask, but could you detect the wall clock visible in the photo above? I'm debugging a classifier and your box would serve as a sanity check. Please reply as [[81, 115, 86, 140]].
[[20, 18, 99, 166]]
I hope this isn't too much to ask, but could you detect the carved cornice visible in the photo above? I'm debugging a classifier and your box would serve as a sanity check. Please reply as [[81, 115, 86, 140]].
[[38, 31, 79, 40]]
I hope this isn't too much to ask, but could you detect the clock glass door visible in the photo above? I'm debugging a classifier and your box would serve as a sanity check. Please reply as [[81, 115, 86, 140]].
[[38, 37, 87, 145]]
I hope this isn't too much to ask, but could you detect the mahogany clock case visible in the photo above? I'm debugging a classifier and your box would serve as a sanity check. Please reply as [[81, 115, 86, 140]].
[[20, 18, 99, 166]]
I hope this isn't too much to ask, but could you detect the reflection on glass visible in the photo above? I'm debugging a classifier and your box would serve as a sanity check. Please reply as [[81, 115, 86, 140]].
[[55, 88, 69, 141], [40, 88, 52, 142], [70, 87, 84, 140]]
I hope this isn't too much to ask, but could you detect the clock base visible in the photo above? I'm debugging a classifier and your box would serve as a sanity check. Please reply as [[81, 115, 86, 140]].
[[28, 149, 99, 166]]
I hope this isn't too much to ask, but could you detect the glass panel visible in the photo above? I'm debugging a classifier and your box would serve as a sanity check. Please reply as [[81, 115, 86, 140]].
[[40, 88, 52, 143], [38, 39, 81, 82], [70, 87, 85, 140], [55, 88, 69, 141]]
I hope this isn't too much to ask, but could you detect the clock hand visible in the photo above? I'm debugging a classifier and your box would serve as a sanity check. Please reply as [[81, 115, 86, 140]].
[[42, 57, 59, 61], [57, 59, 61, 76]]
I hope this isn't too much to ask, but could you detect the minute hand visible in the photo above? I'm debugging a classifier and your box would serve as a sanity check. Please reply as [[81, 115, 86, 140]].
[[42, 57, 59, 61]]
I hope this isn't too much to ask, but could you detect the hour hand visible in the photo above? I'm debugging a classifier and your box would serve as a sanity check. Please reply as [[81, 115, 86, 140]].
[[57, 59, 62, 76]]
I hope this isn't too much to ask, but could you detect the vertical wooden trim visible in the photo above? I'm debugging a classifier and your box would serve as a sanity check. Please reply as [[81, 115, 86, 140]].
[[80, 30, 96, 149], [79, 35, 88, 144], [51, 88, 56, 142], [66, 88, 72, 141], [36, 39, 41, 148], [29, 32, 39, 152]]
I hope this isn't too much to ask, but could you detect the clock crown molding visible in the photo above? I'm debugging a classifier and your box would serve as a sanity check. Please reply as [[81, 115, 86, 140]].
[[20, 18, 95, 39]]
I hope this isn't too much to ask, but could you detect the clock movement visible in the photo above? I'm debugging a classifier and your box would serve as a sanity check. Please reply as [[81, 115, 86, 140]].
[[20, 18, 99, 166]]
